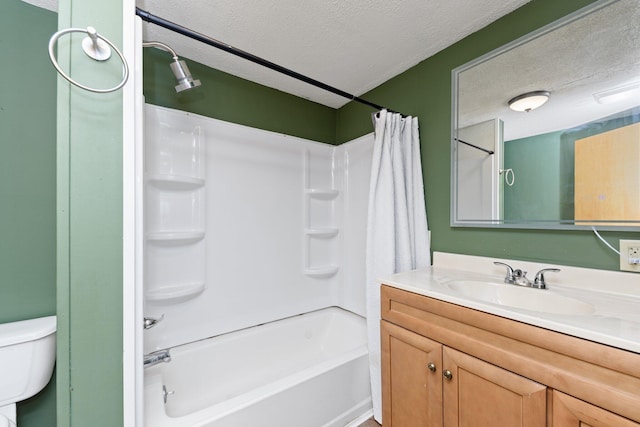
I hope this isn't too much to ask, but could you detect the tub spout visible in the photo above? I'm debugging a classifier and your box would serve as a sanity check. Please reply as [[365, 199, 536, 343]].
[[144, 349, 171, 368]]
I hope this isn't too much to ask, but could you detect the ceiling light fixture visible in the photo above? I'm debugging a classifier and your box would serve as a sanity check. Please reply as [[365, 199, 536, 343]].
[[593, 83, 640, 105], [508, 91, 550, 112]]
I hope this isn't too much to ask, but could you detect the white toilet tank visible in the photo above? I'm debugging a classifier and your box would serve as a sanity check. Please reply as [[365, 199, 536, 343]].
[[0, 316, 56, 407]]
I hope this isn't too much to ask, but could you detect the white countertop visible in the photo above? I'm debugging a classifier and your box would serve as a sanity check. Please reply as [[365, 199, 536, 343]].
[[381, 252, 640, 354]]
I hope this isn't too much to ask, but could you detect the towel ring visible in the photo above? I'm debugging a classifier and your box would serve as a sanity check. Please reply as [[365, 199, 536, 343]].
[[500, 168, 515, 186], [48, 27, 129, 93]]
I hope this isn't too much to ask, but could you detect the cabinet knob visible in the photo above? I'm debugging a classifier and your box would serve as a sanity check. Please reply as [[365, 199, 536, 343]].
[[443, 369, 453, 381], [427, 363, 436, 372]]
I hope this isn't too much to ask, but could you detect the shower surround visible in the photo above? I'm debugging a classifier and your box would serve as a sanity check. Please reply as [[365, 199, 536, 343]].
[[142, 104, 374, 425]]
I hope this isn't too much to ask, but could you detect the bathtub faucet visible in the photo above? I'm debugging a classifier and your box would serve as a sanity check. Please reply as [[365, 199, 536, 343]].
[[144, 349, 171, 368]]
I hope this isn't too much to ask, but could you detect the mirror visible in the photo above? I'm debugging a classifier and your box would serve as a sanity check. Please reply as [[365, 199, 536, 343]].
[[451, 0, 640, 229]]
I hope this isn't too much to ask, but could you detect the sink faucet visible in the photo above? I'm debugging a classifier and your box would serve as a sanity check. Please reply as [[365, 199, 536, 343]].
[[494, 262, 560, 289], [512, 268, 532, 287], [533, 268, 561, 289]]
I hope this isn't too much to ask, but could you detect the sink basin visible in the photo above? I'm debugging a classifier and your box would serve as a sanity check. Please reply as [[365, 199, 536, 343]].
[[443, 280, 595, 315]]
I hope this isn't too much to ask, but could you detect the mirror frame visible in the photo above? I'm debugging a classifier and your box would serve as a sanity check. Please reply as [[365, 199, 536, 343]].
[[450, 0, 640, 231]]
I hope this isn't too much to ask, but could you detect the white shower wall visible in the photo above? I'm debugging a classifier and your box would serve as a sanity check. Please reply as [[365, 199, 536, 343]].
[[143, 105, 373, 352], [334, 134, 374, 316]]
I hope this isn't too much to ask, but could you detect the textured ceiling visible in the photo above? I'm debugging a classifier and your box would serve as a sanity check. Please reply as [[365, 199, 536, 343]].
[[135, 0, 532, 108]]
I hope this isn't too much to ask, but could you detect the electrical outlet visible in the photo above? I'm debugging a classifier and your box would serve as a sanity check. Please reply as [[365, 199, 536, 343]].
[[619, 240, 640, 272]]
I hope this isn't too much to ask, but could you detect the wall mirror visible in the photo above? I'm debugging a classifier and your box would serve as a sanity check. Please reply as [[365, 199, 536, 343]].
[[451, 0, 640, 229]]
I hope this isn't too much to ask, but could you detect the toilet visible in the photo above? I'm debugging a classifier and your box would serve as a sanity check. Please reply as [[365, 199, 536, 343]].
[[0, 316, 56, 426]]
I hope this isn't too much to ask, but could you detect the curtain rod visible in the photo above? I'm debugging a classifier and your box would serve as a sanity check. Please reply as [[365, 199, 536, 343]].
[[454, 138, 495, 155], [136, 8, 406, 115]]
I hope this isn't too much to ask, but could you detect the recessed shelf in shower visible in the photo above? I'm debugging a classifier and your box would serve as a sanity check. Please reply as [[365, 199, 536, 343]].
[[146, 231, 205, 245], [303, 266, 339, 278], [144, 106, 207, 310], [305, 188, 339, 200], [145, 282, 206, 304], [304, 228, 339, 238], [303, 150, 340, 279], [147, 174, 205, 191]]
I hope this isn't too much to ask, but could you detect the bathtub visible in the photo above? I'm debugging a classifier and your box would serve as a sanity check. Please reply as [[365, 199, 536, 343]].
[[144, 307, 372, 427]]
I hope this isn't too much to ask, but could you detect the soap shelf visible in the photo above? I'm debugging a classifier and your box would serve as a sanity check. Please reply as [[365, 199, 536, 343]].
[[305, 188, 339, 200], [146, 231, 205, 245], [145, 282, 205, 304], [304, 266, 339, 278], [145, 128, 207, 308], [305, 228, 339, 238], [147, 174, 205, 191]]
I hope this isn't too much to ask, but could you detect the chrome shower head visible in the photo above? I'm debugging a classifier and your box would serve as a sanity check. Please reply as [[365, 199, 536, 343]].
[[142, 41, 202, 93], [170, 59, 201, 92]]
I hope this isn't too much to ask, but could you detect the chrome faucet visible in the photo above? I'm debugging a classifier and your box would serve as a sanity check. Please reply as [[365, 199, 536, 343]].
[[532, 268, 561, 289], [494, 262, 519, 284], [144, 349, 171, 368], [512, 268, 532, 287], [144, 314, 164, 330], [494, 262, 560, 290]]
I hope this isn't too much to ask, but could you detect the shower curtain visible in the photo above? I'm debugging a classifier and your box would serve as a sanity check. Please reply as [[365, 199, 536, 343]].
[[366, 109, 431, 422]]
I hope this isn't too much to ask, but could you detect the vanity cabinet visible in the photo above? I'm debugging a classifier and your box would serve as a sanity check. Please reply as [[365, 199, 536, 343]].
[[380, 285, 640, 427], [382, 321, 546, 426], [552, 391, 640, 427], [381, 321, 442, 427]]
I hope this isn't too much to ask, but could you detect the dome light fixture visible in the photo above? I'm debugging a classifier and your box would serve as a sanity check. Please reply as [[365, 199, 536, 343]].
[[508, 90, 550, 112]]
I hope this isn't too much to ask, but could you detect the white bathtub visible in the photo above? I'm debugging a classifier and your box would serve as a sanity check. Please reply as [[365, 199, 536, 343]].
[[144, 307, 372, 427]]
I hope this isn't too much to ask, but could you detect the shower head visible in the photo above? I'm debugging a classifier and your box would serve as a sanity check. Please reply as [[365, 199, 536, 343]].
[[142, 41, 202, 93], [170, 59, 201, 92]]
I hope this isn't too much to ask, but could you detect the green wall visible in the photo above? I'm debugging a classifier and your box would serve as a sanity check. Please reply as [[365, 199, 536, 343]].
[[504, 132, 563, 221], [0, 1, 57, 425], [143, 49, 337, 145], [56, 0, 126, 425], [336, 0, 638, 271]]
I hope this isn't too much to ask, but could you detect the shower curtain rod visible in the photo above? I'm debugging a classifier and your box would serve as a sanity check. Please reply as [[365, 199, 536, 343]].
[[454, 138, 494, 155], [135, 8, 406, 116]]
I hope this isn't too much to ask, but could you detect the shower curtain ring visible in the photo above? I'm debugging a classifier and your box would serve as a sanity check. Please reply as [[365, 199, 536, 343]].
[[48, 27, 129, 93]]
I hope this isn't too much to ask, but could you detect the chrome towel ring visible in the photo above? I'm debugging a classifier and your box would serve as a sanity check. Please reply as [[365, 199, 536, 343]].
[[48, 26, 129, 93]]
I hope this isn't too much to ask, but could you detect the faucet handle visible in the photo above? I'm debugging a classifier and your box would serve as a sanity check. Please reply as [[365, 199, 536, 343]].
[[533, 268, 560, 289], [144, 314, 164, 330], [494, 262, 515, 284]]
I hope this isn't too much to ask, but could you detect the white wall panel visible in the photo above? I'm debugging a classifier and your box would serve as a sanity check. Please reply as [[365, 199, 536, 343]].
[[334, 134, 374, 316], [143, 105, 373, 352]]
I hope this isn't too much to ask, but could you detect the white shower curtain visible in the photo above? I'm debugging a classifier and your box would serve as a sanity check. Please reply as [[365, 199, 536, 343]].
[[366, 109, 431, 423]]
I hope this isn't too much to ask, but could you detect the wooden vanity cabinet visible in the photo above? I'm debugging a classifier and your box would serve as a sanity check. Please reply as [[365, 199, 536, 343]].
[[381, 321, 442, 427], [382, 321, 546, 427], [380, 285, 640, 427], [552, 391, 640, 427], [442, 346, 546, 426]]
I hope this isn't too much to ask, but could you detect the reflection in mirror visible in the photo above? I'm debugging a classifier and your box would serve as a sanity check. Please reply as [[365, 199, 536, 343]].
[[452, 0, 640, 229]]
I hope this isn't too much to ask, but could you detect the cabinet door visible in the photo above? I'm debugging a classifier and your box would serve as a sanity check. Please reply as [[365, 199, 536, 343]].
[[381, 320, 443, 427], [552, 391, 640, 427], [443, 347, 546, 427]]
